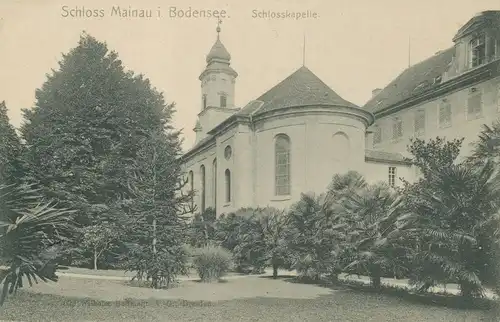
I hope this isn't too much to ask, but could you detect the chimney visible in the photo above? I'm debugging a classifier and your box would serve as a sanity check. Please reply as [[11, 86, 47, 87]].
[[372, 88, 382, 98]]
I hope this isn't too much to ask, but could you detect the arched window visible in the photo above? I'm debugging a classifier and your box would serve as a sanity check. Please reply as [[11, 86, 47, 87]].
[[225, 169, 231, 203], [200, 165, 206, 212], [188, 170, 194, 192], [275, 134, 291, 196], [212, 158, 217, 209], [332, 132, 350, 161]]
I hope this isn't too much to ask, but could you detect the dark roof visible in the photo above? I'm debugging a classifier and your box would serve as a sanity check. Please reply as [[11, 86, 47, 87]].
[[454, 11, 500, 41], [206, 38, 231, 63], [365, 150, 409, 164], [363, 47, 455, 114], [237, 66, 359, 117], [186, 66, 365, 158], [182, 135, 215, 158]]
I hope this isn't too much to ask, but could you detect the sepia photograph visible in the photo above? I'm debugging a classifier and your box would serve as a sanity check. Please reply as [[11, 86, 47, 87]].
[[0, 0, 500, 321]]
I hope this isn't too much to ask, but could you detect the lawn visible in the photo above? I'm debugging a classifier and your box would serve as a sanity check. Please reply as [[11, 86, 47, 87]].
[[0, 275, 496, 322]]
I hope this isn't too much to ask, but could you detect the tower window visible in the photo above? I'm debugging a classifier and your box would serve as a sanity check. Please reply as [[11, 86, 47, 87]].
[[202, 94, 207, 110], [220, 94, 227, 108]]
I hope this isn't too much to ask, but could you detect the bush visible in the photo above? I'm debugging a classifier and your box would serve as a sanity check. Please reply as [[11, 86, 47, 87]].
[[191, 245, 233, 282]]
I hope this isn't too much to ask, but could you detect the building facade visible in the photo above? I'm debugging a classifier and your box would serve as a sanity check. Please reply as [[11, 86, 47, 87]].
[[181, 11, 500, 216]]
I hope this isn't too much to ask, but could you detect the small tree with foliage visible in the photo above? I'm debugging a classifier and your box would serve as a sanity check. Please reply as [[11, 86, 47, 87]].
[[121, 129, 193, 289], [79, 222, 121, 270]]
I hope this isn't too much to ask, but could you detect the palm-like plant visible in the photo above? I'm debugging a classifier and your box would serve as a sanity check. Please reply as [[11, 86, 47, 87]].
[[469, 121, 500, 165], [0, 184, 75, 305], [285, 193, 347, 281], [399, 160, 500, 297], [340, 182, 409, 289], [235, 207, 289, 279]]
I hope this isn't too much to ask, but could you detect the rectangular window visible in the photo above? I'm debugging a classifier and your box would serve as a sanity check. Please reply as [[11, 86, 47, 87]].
[[497, 85, 500, 113], [220, 95, 227, 108], [388, 167, 396, 187], [467, 89, 483, 120], [438, 100, 452, 128], [392, 117, 403, 140], [373, 126, 382, 145], [414, 109, 426, 136], [470, 35, 486, 68]]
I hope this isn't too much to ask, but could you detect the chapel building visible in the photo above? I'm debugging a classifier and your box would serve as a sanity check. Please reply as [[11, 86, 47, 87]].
[[181, 11, 500, 216]]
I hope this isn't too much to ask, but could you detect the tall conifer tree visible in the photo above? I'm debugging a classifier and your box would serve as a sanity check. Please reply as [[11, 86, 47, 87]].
[[0, 101, 22, 185], [21, 33, 175, 226]]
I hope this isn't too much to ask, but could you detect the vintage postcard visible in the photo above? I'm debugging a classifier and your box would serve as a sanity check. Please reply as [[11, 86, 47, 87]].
[[0, 0, 500, 321]]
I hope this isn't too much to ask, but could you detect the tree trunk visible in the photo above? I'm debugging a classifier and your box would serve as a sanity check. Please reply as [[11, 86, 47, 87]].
[[459, 280, 475, 298], [371, 266, 381, 289], [330, 273, 339, 284], [272, 262, 278, 279], [93, 249, 98, 270], [152, 217, 158, 289]]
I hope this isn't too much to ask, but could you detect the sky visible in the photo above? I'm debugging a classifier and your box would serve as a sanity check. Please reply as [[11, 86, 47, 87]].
[[0, 0, 499, 150]]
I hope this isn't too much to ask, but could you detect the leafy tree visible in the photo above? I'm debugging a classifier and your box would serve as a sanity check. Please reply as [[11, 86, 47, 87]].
[[404, 137, 463, 181], [0, 184, 75, 305], [0, 101, 23, 185], [78, 222, 121, 270], [120, 129, 193, 289]]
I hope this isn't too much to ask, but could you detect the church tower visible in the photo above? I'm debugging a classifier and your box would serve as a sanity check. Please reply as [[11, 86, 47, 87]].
[[194, 20, 238, 144]]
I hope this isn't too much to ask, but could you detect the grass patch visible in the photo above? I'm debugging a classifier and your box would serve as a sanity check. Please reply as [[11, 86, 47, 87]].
[[284, 275, 499, 311], [0, 276, 497, 321]]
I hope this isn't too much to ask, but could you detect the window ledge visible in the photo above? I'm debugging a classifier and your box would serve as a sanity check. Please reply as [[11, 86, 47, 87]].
[[467, 114, 483, 121], [439, 123, 452, 129], [270, 195, 292, 202], [223, 203, 231, 208]]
